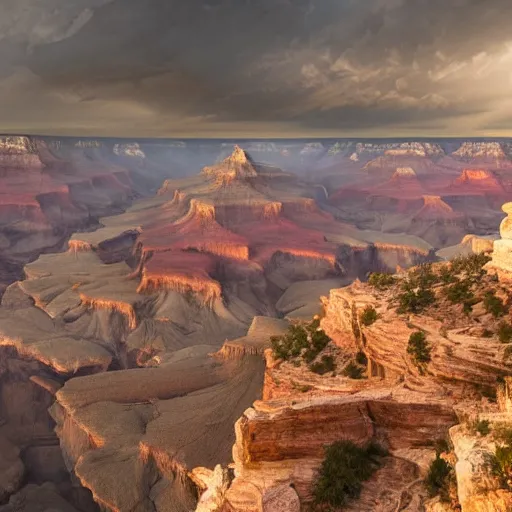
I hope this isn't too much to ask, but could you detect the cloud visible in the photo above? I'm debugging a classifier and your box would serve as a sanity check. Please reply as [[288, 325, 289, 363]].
[[0, 0, 511, 136]]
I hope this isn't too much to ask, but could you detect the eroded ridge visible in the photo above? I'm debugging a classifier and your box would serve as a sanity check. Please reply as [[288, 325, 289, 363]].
[[0, 146, 449, 512]]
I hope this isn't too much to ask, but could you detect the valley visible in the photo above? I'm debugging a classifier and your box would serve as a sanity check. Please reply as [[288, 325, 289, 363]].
[[1, 136, 512, 511]]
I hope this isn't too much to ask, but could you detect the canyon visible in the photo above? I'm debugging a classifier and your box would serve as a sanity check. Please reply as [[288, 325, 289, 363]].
[[1, 137, 512, 511]]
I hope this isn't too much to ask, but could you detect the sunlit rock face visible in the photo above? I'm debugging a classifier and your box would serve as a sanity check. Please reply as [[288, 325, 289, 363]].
[[452, 169, 505, 194], [113, 143, 146, 159], [0, 136, 43, 168], [487, 202, 512, 275], [348, 142, 444, 162], [392, 167, 417, 179], [453, 142, 507, 160], [202, 144, 258, 181]]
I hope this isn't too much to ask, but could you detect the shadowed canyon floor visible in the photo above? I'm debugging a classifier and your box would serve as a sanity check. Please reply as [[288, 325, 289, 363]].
[[2, 138, 512, 511]]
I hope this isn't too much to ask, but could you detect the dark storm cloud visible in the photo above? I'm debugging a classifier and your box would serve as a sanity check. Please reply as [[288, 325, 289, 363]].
[[0, 0, 511, 136]]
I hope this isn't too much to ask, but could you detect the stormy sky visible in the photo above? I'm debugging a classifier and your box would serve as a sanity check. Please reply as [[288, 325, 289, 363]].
[[0, 0, 511, 137]]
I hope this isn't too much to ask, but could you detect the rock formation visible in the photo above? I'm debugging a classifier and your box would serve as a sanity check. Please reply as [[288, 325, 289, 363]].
[[487, 202, 512, 275], [0, 136, 43, 168], [3, 138, 512, 511], [0, 145, 441, 511], [210, 235, 512, 511], [453, 142, 508, 162]]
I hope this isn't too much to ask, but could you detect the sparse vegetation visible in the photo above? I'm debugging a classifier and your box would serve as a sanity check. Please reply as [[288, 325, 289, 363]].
[[484, 291, 507, 318], [444, 278, 473, 304], [270, 319, 332, 364], [355, 351, 368, 366], [438, 265, 457, 284], [425, 455, 454, 502], [310, 355, 336, 375], [498, 322, 512, 344], [469, 419, 491, 436], [407, 331, 431, 367], [360, 305, 378, 326], [493, 445, 512, 488], [342, 361, 364, 379], [408, 263, 437, 289], [312, 440, 387, 509], [397, 287, 436, 314], [368, 272, 396, 290], [450, 252, 491, 279]]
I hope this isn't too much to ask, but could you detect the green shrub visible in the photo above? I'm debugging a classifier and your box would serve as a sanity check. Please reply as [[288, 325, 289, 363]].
[[482, 329, 494, 338], [484, 291, 507, 318], [407, 331, 431, 366], [433, 438, 450, 456], [355, 351, 368, 366], [321, 355, 336, 372], [360, 305, 378, 326], [310, 355, 336, 375], [488, 445, 512, 489], [342, 361, 364, 379], [451, 252, 491, 278], [408, 263, 438, 288], [498, 322, 512, 344], [270, 320, 332, 362], [311, 328, 331, 353], [445, 279, 473, 304], [312, 441, 386, 509], [368, 272, 396, 290], [397, 287, 436, 314], [425, 455, 454, 501], [470, 419, 491, 436], [438, 265, 457, 284]]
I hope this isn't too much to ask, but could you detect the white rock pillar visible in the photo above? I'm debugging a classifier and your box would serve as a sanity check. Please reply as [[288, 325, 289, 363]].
[[487, 203, 512, 275]]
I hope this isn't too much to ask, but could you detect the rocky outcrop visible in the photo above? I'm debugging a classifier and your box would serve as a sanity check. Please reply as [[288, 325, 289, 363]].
[[0, 136, 43, 168], [202, 145, 258, 182], [453, 142, 508, 162], [113, 143, 146, 159], [222, 392, 456, 510], [487, 202, 512, 275], [450, 425, 512, 512]]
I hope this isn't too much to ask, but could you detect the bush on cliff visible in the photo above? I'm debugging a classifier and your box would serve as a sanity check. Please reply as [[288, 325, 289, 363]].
[[499, 322, 512, 344], [438, 265, 458, 284], [342, 361, 364, 379], [407, 331, 431, 367], [484, 291, 507, 318], [425, 455, 454, 502], [407, 263, 438, 289], [355, 351, 368, 366], [397, 287, 436, 314], [444, 278, 474, 305], [368, 272, 396, 290], [312, 440, 387, 509], [451, 252, 491, 280], [360, 305, 378, 326], [310, 355, 336, 375], [270, 319, 331, 362]]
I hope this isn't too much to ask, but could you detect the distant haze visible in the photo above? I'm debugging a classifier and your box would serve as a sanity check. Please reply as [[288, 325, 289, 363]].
[[0, 0, 511, 137]]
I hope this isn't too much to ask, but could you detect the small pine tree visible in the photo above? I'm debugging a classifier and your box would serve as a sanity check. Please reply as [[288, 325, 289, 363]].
[[407, 331, 431, 366], [360, 305, 378, 326], [425, 455, 453, 501]]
